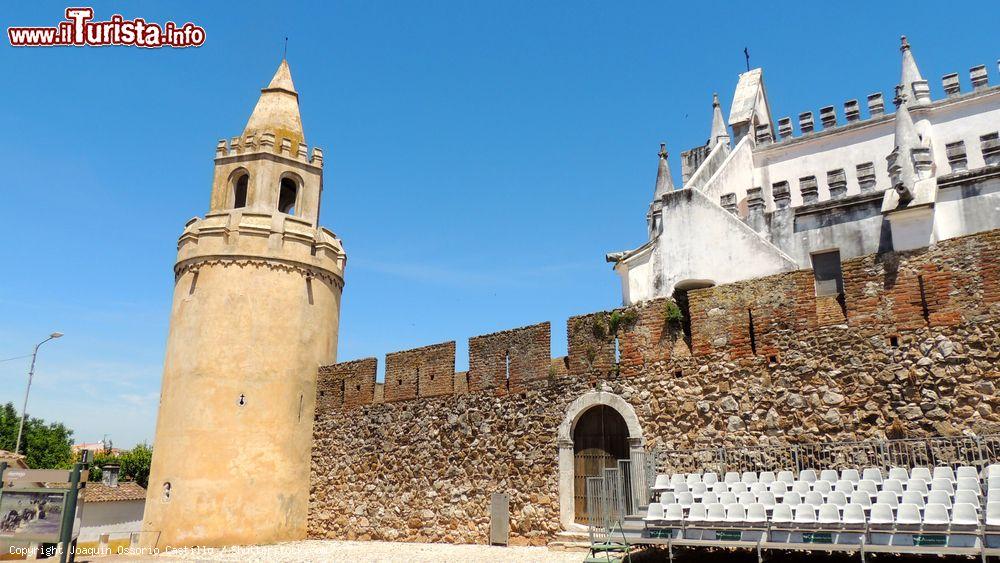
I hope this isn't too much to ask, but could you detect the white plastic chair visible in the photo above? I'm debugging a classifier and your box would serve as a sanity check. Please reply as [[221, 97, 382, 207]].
[[911, 467, 932, 482], [923, 503, 949, 527], [862, 467, 883, 484], [791, 481, 811, 496], [817, 503, 841, 526], [952, 503, 979, 527], [984, 465, 1000, 481], [793, 505, 817, 526], [706, 503, 727, 524], [653, 474, 672, 492], [687, 502, 707, 523], [741, 471, 758, 484], [955, 489, 981, 510], [769, 481, 788, 499], [828, 490, 848, 509], [882, 479, 904, 497], [719, 492, 736, 505], [777, 470, 795, 484], [834, 480, 854, 495], [906, 478, 929, 496], [843, 503, 866, 527], [782, 491, 802, 507], [901, 491, 925, 507], [842, 468, 861, 484], [857, 479, 878, 499], [927, 490, 952, 509], [737, 492, 755, 506], [956, 477, 980, 492], [896, 503, 922, 527], [691, 482, 708, 500], [677, 492, 694, 509], [869, 503, 894, 528], [670, 473, 686, 488], [820, 469, 839, 483], [956, 466, 978, 481], [701, 492, 719, 505], [703, 472, 719, 486], [771, 503, 793, 525], [663, 503, 684, 524], [711, 482, 728, 495], [746, 503, 767, 524], [875, 490, 899, 509], [673, 482, 690, 495], [804, 491, 824, 507], [887, 467, 909, 482], [725, 503, 746, 525], [759, 471, 776, 485], [686, 473, 703, 486], [933, 466, 956, 483], [729, 482, 748, 495], [659, 492, 676, 505], [986, 501, 1000, 527], [849, 491, 871, 509], [643, 502, 665, 523], [930, 478, 954, 495], [724, 471, 740, 484], [749, 482, 767, 496], [757, 491, 777, 510], [800, 469, 818, 483], [813, 481, 832, 497]]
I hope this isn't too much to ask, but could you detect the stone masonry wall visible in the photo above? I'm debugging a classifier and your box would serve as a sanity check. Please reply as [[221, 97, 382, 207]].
[[317, 358, 377, 411], [468, 322, 550, 392], [310, 229, 1000, 545], [384, 341, 456, 401]]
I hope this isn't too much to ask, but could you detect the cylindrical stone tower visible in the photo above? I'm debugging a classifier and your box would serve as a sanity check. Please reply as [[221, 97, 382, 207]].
[[142, 60, 346, 548]]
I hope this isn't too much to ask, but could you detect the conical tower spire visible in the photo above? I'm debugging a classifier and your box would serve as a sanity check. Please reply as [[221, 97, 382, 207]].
[[243, 59, 305, 147], [653, 143, 674, 199], [898, 36, 930, 105], [709, 93, 730, 149], [887, 86, 921, 200]]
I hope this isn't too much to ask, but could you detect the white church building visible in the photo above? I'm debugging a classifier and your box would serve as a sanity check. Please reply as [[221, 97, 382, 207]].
[[608, 37, 1000, 305]]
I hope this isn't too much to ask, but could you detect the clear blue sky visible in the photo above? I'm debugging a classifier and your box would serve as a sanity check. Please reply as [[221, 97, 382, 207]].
[[1, 1, 997, 448]]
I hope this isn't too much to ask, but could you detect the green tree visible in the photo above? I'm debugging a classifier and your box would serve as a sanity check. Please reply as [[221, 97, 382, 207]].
[[0, 402, 74, 469], [87, 443, 153, 488]]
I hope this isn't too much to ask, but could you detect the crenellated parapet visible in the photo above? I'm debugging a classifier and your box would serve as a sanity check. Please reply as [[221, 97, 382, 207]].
[[175, 211, 345, 286], [215, 134, 324, 168], [316, 227, 999, 412]]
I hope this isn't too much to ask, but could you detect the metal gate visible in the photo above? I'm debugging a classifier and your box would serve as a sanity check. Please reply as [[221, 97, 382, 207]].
[[573, 405, 629, 523]]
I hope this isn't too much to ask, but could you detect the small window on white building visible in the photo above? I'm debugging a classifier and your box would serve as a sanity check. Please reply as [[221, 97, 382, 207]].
[[811, 250, 844, 297]]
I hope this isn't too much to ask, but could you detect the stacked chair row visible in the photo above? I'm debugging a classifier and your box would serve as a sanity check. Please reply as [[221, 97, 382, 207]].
[[644, 465, 1000, 550]]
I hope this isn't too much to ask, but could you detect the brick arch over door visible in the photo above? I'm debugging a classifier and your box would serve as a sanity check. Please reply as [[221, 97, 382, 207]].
[[557, 391, 644, 530]]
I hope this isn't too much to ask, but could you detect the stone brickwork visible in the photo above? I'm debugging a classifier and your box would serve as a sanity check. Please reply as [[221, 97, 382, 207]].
[[566, 311, 617, 378], [384, 341, 456, 401], [317, 358, 377, 410], [468, 322, 551, 392], [310, 229, 1000, 546]]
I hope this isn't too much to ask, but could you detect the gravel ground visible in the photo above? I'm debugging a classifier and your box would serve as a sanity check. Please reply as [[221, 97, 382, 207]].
[[91, 540, 586, 562]]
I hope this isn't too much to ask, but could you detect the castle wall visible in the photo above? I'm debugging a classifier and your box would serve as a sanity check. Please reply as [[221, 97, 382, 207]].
[[468, 323, 550, 392], [384, 341, 456, 401], [309, 229, 1000, 546]]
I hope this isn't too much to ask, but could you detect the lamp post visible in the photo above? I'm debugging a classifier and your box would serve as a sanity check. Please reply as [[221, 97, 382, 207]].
[[14, 332, 63, 455]]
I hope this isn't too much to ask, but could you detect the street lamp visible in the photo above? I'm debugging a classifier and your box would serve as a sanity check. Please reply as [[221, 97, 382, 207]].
[[14, 332, 63, 456]]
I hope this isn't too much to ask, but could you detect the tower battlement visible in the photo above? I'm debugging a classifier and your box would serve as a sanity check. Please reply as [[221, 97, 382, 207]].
[[215, 135, 324, 168]]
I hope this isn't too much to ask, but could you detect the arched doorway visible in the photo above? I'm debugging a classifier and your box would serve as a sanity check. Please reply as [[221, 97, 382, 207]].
[[572, 405, 629, 523]]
